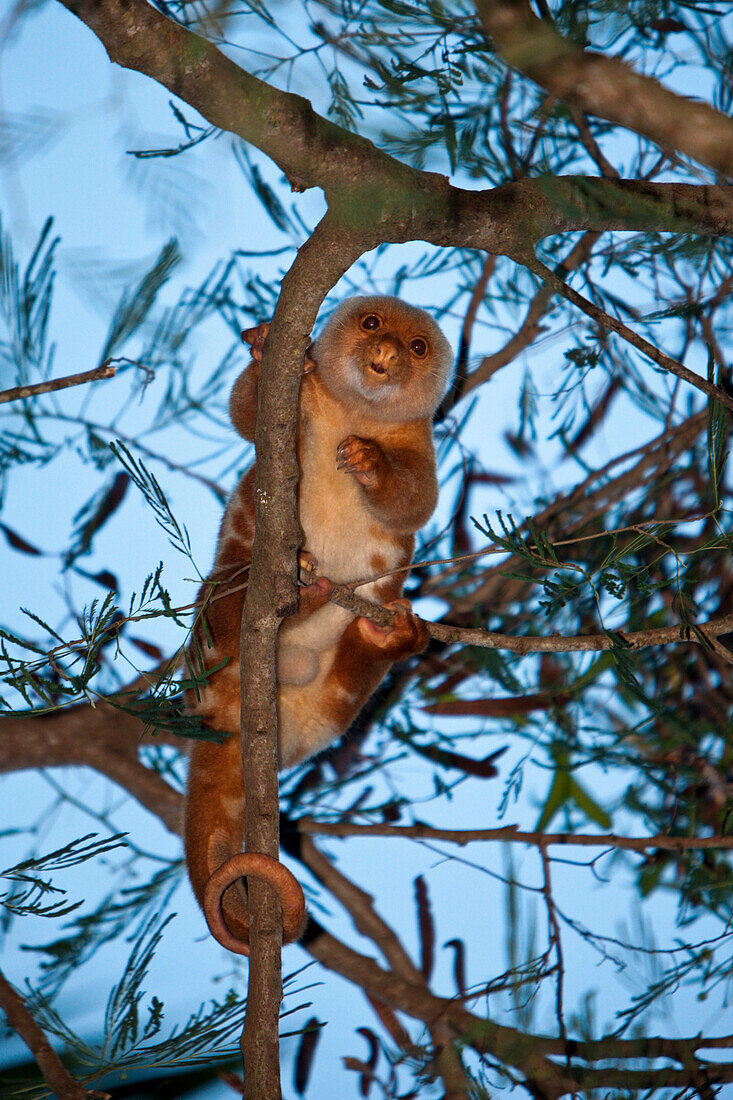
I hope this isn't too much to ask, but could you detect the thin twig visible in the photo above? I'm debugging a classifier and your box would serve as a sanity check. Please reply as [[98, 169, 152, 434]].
[[297, 818, 733, 852], [48, 413, 227, 499], [462, 231, 599, 397], [347, 514, 710, 593], [0, 364, 116, 406], [525, 254, 733, 413], [538, 847, 566, 1049], [569, 107, 620, 179]]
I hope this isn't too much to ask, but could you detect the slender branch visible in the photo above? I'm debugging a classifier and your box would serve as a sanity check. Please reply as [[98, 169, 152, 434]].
[[426, 610, 733, 655], [539, 847, 566, 1048], [462, 231, 600, 396], [296, 834, 424, 983], [328, 585, 733, 656], [297, 818, 733, 853], [294, 836, 474, 1098], [47, 413, 227, 500], [437, 255, 496, 414], [524, 254, 733, 413], [0, 364, 116, 406], [302, 919, 575, 1096], [568, 107, 620, 180], [444, 410, 708, 615], [0, 968, 107, 1100]]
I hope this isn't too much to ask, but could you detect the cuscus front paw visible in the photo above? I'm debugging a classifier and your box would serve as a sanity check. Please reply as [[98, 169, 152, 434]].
[[241, 325, 315, 377], [336, 435, 384, 487], [298, 575, 333, 616], [240, 321, 270, 360], [356, 598, 428, 658], [303, 342, 316, 375]]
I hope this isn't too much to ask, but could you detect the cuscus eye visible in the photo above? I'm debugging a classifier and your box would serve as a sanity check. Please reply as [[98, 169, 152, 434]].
[[360, 314, 382, 331], [409, 337, 428, 358]]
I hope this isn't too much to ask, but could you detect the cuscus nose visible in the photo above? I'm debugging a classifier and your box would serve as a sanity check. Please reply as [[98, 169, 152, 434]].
[[369, 336, 400, 375]]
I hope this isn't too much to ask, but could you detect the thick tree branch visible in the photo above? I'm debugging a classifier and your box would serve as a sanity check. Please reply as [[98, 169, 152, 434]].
[[1, 699, 731, 1092], [57, 2, 733, 246], [475, 0, 733, 177], [0, 703, 183, 834]]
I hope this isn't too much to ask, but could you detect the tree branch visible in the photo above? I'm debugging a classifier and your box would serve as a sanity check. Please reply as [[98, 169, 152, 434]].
[[0, 968, 108, 1100], [523, 253, 733, 414], [237, 212, 366, 1097], [293, 835, 472, 1097], [1, 698, 731, 1093], [474, 0, 733, 177], [461, 231, 600, 397], [301, 918, 575, 1097], [0, 364, 116, 406], [329, 585, 733, 656], [57, 2, 733, 244], [297, 817, 733, 853], [437, 409, 709, 615], [0, 703, 183, 834]]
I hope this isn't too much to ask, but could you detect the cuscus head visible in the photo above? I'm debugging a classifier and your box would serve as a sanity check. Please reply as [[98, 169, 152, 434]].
[[310, 296, 454, 422]]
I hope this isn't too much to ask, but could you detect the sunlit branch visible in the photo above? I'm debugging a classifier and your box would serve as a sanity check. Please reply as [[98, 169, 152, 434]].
[[58, 2, 733, 245]]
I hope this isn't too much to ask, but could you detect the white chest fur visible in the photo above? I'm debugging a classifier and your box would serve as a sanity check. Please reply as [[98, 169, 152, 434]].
[[276, 408, 402, 679], [299, 418, 383, 583]]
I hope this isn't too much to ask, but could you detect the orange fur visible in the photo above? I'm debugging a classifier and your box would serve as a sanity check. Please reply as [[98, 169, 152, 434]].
[[184, 296, 453, 953]]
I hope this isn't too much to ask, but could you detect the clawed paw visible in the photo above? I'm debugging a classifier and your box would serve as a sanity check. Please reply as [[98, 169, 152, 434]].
[[357, 598, 428, 657], [241, 326, 315, 377], [298, 575, 333, 615], [336, 435, 384, 487], [241, 322, 270, 361], [298, 550, 318, 583], [304, 343, 316, 375]]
